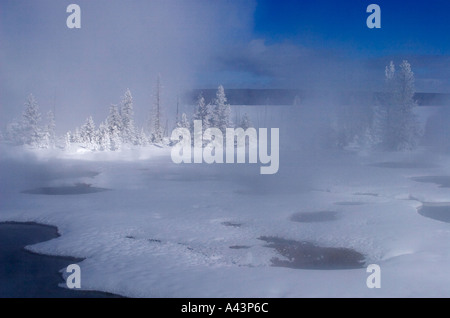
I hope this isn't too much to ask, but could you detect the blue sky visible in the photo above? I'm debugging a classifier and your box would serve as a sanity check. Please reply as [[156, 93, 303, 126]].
[[0, 0, 449, 130], [254, 0, 450, 55], [214, 0, 450, 92]]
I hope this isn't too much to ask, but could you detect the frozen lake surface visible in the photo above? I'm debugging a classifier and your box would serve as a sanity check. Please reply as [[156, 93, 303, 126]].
[[1, 145, 450, 297]]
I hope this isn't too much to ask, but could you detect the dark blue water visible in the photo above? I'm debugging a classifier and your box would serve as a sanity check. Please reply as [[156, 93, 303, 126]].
[[0, 222, 122, 298], [419, 204, 450, 223]]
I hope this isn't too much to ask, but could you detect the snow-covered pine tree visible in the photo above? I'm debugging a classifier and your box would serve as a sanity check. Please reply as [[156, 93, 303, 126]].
[[239, 113, 253, 130], [97, 122, 111, 151], [136, 127, 149, 147], [192, 92, 212, 131], [46, 110, 56, 148], [376, 60, 422, 151], [107, 105, 122, 150], [380, 61, 397, 150], [177, 113, 190, 130], [80, 116, 97, 150], [211, 85, 232, 132], [149, 74, 164, 143], [120, 89, 136, 145], [39, 129, 50, 149], [65, 131, 71, 150], [110, 130, 121, 151], [21, 94, 43, 147], [71, 127, 82, 143], [395, 60, 422, 150]]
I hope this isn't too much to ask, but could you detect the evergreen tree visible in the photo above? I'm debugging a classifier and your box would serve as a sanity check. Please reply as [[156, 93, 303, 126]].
[[192, 92, 212, 131], [97, 122, 111, 151], [136, 127, 149, 146], [120, 89, 136, 144], [72, 127, 82, 143], [80, 116, 97, 150], [110, 129, 122, 151], [211, 85, 232, 132], [21, 94, 43, 147], [107, 105, 122, 143], [46, 110, 56, 148], [376, 60, 422, 150], [149, 74, 164, 143], [177, 113, 190, 130], [65, 131, 72, 150]]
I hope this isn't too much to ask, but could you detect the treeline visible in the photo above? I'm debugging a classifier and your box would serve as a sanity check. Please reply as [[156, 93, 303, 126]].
[[3, 77, 254, 151], [3, 60, 424, 153]]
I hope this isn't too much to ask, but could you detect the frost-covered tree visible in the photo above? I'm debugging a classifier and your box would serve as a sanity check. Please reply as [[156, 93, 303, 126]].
[[149, 74, 164, 143], [80, 116, 97, 150], [385, 60, 395, 82], [97, 122, 111, 151], [6, 95, 58, 148], [239, 113, 253, 130], [109, 129, 121, 151], [395, 60, 422, 149], [177, 113, 190, 130], [374, 60, 422, 150], [21, 94, 43, 147], [136, 127, 149, 147], [107, 105, 122, 139], [45, 110, 56, 148], [120, 89, 136, 145], [192, 92, 212, 131], [71, 127, 82, 143], [211, 85, 232, 132], [65, 131, 71, 150], [107, 106, 122, 151]]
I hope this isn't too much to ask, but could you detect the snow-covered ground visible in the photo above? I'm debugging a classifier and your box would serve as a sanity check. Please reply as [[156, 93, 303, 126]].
[[1, 143, 450, 297]]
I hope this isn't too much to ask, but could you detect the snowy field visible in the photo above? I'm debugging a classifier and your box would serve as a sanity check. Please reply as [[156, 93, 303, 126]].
[[1, 143, 450, 298]]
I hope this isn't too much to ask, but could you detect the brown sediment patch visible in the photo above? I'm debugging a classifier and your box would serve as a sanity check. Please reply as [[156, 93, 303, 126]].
[[229, 245, 251, 249], [259, 236, 365, 270], [290, 211, 338, 223], [370, 162, 437, 169], [354, 192, 379, 197], [22, 184, 109, 195], [221, 221, 242, 227], [334, 202, 365, 206]]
